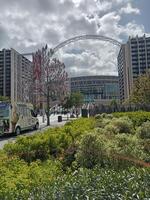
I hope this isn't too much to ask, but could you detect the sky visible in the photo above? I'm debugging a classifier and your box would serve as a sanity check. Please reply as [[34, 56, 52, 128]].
[[0, 0, 150, 77]]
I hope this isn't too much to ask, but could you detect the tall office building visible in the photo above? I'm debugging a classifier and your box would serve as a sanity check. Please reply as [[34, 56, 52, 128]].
[[70, 75, 120, 104], [0, 48, 33, 103], [118, 35, 150, 102]]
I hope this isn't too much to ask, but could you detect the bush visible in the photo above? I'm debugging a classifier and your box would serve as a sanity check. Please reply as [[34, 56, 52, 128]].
[[0, 157, 62, 200], [0, 115, 150, 199], [95, 114, 102, 119], [95, 113, 113, 120], [4, 118, 95, 163], [28, 167, 150, 200], [95, 118, 111, 128], [75, 133, 109, 168], [61, 143, 77, 169], [113, 134, 148, 163], [109, 117, 134, 134], [95, 115, 134, 134], [137, 121, 150, 139], [113, 111, 150, 127], [4, 134, 55, 163]]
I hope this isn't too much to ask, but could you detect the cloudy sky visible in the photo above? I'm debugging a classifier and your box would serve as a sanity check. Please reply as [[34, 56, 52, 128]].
[[0, 0, 150, 77]]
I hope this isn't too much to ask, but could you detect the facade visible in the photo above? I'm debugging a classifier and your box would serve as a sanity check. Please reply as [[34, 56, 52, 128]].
[[0, 49, 11, 97], [70, 75, 120, 104], [0, 48, 33, 103], [118, 35, 150, 102]]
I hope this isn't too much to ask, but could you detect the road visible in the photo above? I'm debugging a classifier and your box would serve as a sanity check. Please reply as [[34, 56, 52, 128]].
[[0, 114, 70, 149]]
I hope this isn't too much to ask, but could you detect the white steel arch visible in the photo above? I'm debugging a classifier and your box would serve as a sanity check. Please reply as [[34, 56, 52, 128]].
[[50, 35, 122, 56], [23, 35, 122, 57]]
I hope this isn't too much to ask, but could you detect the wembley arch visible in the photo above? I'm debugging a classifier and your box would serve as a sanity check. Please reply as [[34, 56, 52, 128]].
[[23, 35, 122, 57], [49, 34, 122, 57]]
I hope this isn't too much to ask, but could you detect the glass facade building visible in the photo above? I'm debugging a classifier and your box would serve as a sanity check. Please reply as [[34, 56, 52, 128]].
[[70, 75, 120, 104]]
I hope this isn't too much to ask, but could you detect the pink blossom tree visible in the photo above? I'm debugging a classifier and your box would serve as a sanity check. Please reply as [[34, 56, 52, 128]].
[[33, 45, 68, 125]]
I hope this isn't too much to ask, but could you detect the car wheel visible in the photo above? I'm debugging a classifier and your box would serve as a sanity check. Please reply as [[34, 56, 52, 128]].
[[15, 127, 21, 135]]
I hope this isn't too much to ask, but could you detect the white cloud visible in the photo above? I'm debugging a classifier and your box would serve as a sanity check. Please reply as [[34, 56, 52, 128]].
[[120, 3, 140, 15], [97, 12, 122, 38], [123, 21, 145, 37]]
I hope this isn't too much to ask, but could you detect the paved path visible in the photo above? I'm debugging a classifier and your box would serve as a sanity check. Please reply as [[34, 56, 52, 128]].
[[0, 114, 71, 149]]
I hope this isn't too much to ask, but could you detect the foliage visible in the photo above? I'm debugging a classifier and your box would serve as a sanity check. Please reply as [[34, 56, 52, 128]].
[[75, 131, 148, 168], [4, 118, 95, 163], [0, 152, 149, 200], [130, 71, 150, 104], [95, 113, 113, 120], [62, 92, 84, 111], [108, 117, 134, 134], [113, 111, 150, 127], [0, 96, 10, 102], [1, 113, 150, 199], [137, 121, 150, 139], [95, 115, 133, 134], [113, 134, 148, 163], [0, 157, 62, 200], [110, 99, 118, 112], [17, 167, 150, 200], [75, 133, 108, 168], [71, 92, 84, 108]]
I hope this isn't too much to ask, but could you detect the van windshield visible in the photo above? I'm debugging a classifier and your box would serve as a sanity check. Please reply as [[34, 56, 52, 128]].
[[0, 103, 9, 119]]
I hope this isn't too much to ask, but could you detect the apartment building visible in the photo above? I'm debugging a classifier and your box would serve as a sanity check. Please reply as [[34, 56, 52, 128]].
[[0, 48, 33, 103], [118, 35, 150, 102]]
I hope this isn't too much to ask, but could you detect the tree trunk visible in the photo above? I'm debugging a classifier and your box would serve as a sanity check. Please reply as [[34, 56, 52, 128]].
[[47, 85, 50, 126]]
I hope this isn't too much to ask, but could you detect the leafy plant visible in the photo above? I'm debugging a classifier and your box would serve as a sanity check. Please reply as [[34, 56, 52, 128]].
[[113, 111, 150, 127], [137, 121, 150, 139], [109, 117, 134, 134], [76, 133, 109, 168]]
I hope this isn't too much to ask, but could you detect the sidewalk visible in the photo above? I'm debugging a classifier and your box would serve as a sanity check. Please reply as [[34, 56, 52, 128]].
[[37, 114, 71, 129]]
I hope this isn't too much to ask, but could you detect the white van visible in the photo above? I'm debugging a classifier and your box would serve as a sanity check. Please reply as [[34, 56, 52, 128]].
[[0, 102, 39, 135]]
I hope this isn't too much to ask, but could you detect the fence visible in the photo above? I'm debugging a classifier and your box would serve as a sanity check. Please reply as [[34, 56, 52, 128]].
[[89, 104, 150, 116]]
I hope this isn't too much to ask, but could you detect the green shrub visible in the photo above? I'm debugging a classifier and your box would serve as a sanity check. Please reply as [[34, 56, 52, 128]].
[[101, 113, 113, 119], [137, 121, 150, 139], [95, 113, 113, 120], [113, 111, 150, 127], [27, 167, 150, 200], [4, 118, 95, 163], [109, 117, 134, 134], [0, 157, 62, 200], [0, 115, 150, 199], [142, 139, 150, 153], [113, 134, 148, 162], [4, 135, 48, 163], [75, 133, 109, 168], [61, 143, 77, 169], [104, 123, 119, 135], [95, 114, 102, 119], [95, 118, 111, 128]]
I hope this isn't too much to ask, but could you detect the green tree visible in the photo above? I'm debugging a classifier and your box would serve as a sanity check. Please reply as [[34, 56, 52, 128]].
[[62, 95, 73, 110], [130, 71, 150, 104], [62, 92, 84, 109], [0, 96, 10, 102], [71, 92, 84, 108], [110, 99, 118, 112], [62, 92, 84, 117]]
